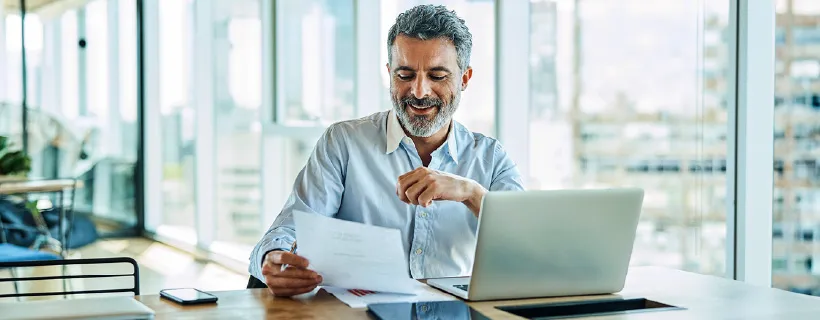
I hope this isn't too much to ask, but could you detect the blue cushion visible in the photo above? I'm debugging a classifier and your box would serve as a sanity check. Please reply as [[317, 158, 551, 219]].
[[0, 243, 61, 263]]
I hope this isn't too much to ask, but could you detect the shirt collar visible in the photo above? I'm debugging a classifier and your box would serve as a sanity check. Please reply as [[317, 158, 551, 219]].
[[385, 110, 459, 164]]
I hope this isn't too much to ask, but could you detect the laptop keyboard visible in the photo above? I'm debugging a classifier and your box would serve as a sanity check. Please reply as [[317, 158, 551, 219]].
[[454, 284, 469, 291]]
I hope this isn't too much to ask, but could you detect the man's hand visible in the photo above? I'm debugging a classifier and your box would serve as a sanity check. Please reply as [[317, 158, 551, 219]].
[[396, 167, 488, 216], [261, 250, 322, 297]]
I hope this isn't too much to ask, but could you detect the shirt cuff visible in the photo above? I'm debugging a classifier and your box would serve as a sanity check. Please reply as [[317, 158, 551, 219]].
[[249, 235, 295, 282]]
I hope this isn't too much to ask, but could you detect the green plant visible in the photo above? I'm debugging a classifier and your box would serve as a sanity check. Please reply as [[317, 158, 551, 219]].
[[0, 135, 32, 176]]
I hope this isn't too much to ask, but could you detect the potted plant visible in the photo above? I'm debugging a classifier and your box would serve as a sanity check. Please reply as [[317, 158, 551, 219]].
[[0, 135, 32, 178]]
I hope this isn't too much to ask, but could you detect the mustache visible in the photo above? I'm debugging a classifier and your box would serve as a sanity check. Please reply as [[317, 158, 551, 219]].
[[401, 96, 444, 108]]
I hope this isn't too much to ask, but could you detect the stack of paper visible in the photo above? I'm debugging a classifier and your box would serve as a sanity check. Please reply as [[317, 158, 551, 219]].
[[293, 210, 459, 308]]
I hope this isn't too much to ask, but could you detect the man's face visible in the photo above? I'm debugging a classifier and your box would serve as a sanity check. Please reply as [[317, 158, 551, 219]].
[[387, 34, 472, 137]]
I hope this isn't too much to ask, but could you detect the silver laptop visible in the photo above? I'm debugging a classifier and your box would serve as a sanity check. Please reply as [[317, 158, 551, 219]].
[[1, 296, 155, 320], [427, 188, 644, 301]]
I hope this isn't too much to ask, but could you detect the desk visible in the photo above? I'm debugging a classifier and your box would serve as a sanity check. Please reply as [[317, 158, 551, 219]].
[[135, 267, 820, 319], [0, 179, 82, 194]]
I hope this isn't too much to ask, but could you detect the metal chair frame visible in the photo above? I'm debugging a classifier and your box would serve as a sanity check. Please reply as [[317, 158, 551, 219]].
[[0, 257, 140, 299]]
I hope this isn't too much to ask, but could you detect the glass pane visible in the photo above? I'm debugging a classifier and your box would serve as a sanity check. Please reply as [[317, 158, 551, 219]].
[[380, 0, 496, 136], [157, 0, 196, 242], [61, 10, 79, 119], [773, 0, 820, 296], [214, 134, 315, 261], [529, 0, 730, 276], [213, 0, 263, 255], [70, 0, 139, 227], [276, 0, 355, 125], [3, 13, 42, 107]]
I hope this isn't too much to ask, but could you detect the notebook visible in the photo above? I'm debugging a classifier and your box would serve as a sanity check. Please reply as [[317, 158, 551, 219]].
[[1, 296, 155, 320]]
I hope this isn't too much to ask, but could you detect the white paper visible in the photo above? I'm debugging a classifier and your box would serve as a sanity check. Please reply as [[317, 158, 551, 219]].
[[293, 210, 418, 294], [322, 282, 457, 308]]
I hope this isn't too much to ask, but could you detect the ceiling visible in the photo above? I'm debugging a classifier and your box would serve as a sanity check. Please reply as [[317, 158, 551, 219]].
[[3, 0, 89, 19], [4, 0, 59, 11]]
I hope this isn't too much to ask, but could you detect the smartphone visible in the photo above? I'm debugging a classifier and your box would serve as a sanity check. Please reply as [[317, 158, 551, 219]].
[[159, 288, 218, 305]]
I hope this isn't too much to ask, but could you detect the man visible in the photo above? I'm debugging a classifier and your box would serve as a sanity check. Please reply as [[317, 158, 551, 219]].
[[249, 4, 524, 297]]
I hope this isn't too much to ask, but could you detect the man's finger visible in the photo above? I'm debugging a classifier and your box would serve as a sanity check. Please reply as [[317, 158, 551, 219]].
[[398, 166, 426, 181], [418, 185, 438, 207], [269, 251, 310, 268], [397, 170, 428, 203], [278, 268, 322, 280], [396, 181, 410, 203], [405, 181, 429, 205], [398, 167, 428, 187], [273, 285, 319, 297], [266, 276, 321, 289]]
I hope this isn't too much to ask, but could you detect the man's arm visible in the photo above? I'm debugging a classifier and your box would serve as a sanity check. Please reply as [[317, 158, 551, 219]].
[[488, 141, 526, 192], [248, 124, 348, 282], [397, 141, 524, 217]]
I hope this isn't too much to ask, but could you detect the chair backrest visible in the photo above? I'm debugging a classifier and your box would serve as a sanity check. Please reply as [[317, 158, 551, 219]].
[[0, 257, 140, 299]]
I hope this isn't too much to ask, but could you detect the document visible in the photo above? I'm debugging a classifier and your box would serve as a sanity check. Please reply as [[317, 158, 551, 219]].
[[323, 282, 457, 308], [293, 210, 418, 294]]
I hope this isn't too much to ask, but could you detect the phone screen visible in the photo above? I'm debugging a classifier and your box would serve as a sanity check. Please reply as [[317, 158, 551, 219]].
[[163, 288, 215, 301]]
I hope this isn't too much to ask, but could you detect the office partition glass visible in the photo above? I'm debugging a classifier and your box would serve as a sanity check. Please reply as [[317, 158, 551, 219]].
[[773, 0, 820, 296], [528, 0, 731, 276], [380, 0, 496, 137], [211, 0, 264, 259]]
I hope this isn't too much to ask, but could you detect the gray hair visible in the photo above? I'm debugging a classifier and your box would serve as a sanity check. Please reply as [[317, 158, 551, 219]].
[[387, 5, 472, 72]]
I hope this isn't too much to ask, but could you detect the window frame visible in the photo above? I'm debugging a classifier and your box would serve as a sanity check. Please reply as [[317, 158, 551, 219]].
[[725, 0, 775, 286]]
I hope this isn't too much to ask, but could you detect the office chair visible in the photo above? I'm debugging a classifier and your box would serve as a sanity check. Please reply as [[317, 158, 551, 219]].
[[0, 257, 140, 299], [247, 275, 268, 289], [0, 217, 61, 263], [0, 215, 62, 300]]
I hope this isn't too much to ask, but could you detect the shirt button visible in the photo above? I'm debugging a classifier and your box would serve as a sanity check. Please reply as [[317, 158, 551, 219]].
[[415, 248, 423, 255], [420, 305, 429, 312], [420, 212, 428, 218]]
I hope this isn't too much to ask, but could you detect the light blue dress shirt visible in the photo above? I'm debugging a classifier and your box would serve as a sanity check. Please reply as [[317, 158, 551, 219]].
[[249, 110, 524, 282]]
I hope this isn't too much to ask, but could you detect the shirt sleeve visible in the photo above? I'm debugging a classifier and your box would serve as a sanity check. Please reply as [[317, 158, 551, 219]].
[[489, 142, 526, 192], [248, 124, 348, 282]]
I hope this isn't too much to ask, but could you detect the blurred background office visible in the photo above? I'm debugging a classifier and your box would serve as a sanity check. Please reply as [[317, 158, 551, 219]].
[[0, 0, 818, 297]]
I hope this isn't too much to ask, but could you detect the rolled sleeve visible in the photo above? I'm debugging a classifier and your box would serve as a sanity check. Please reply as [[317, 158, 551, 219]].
[[489, 142, 525, 192], [248, 124, 348, 282]]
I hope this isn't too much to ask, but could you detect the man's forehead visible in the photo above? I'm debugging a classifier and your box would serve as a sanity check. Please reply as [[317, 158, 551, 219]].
[[391, 35, 458, 68]]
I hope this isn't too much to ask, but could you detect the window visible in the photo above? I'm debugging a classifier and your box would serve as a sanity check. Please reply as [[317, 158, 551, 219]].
[[213, 0, 264, 257], [380, 0, 496, 136], [255, 0, 356, 248], [277, 0, 355, 125], [0, 2, 139, 229], [529, 0, 731, 276], [774, 0, 820, 295], [155, 0, 197, 242], [3, 13, 42, 107]]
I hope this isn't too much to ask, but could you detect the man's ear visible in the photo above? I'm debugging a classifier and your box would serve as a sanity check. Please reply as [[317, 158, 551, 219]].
[[461, 67, 473, 91], [386, 63, 391, 74]]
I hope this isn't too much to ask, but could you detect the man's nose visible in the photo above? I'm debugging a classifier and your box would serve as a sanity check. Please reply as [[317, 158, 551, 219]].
[[410, 76, 432, 99]]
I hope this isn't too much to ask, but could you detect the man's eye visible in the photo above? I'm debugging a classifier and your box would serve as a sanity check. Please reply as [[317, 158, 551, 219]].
[[430, 75, 447, 81], [397, 74, 413, 80]]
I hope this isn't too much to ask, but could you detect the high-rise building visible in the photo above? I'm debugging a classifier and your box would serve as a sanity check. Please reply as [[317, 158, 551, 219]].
[[772, 9, 820, 295]]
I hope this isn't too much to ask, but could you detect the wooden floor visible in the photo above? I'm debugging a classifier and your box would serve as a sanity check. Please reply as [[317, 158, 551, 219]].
[[0, 237, 247, 301]]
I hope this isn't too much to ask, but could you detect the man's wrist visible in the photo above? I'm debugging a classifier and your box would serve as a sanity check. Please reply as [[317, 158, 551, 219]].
[[463, 182, 488, 217]]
